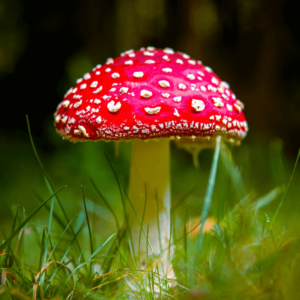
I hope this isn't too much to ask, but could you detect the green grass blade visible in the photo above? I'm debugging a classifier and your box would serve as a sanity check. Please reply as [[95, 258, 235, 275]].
[[40, 192, 55, 284], [270, 148, 300, 226], [90, 177, 120, 232], [38, 226, 46, 284], [0, 185, 66, 253], [47, 217, 74, 263], [195, 136, 221, 256], [171, 185, 197, 213], [63, 232, 116, 285], [70, 252, 82, 300], [82, 186, 94, 256]]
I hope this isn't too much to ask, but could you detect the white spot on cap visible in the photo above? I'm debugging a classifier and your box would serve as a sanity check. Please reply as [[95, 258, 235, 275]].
[[133, 71, 144, 78], [144, 107, 161, 115], [222, 119, 228, 125], [144, 51, 154, 56], [94, 99, 101, 104], [163, 48, 174, 54], [188, 60, 196, 65], [215, 125, 221, 131], [174, 108, 180, 117], [74, 100, 82, 108], [61, 100, 70, 108], [96, 116, 102, 124], [162, 68, 172, 73], [198, 71, 205, 76], [158, 80, 170, 88], [209, 115, 215, 120], [76, 78, 83, 84], [211, 77, 219, 85], [55, 115, 61, 123], [162, 93, 170, 98], [215, 115, 221, 121], [103, 95, 109, 100], [78, 125, 89, 137], [140, 90, 153, 98], [111, 73, 120, 79], [106, 58, 114, 64], [236, 99, 244, 109], [93, 86, 103, 94], [212, 97, 224, 107], [109, 88, 116, 92], [96, 64, 102, 69], [221, 81, 230, 89], [73, 94, 82, 99], [208, 85, 217, 92], [176, 59, 183, 64], [84, 73, 91, 80], [129, 53, 135, 57], [234, 103, 242, 113], [147, 46, 155, 51], [61, 116, 68, 124], [182, 53, 190, 59], [107, 100, 121, 112], [90, 81, 98, 88], [145, 60, 155, 64], [95, 71, 101, 75], [74, 129, 81, 135], [119, 87, 129, 94], [226, 104, 233, 111], [124, 126, 130, 130], [197, 76, 203, 81], [72, 87, 78, 93], [200, 86, 207, 92], [125, 49, 134, 55], [105, 68, 111, 72], [125, 60, 133, 65], [178, 83, 186, 90], [192, 99, 205, 112], [173, 96, 182, 102], [187, 74, 195, 80], [205, 66, 213, 72], [232, 94, 236, 100], [162, 55, 169, 61], [80, 83, 87, 90]]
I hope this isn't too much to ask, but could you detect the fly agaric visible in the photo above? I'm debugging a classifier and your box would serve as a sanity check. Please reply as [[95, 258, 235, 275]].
[[54, 47, 248, 272]]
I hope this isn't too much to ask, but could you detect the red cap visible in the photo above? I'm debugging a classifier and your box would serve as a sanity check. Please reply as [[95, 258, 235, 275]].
[[54, 47, 248, 143]]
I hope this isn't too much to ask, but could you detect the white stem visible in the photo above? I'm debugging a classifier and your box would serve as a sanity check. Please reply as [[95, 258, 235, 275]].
[[129, 139, 171, 268]]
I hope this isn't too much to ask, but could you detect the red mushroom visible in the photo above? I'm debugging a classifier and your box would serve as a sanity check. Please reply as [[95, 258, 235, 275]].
[[54, 47, 248, 274]]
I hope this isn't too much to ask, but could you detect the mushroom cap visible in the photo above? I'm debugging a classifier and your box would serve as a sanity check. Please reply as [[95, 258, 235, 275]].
[[54, 47, 248, 143]]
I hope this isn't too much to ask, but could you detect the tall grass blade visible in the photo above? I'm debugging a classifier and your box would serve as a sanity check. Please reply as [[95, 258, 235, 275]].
[[82, 186, 94, 256], [90, 177, 120, 232], [0, 186, 66, 252], [195, 136, 221, 255], [270, 148, 300, 226], [40, 187, 55, 284]]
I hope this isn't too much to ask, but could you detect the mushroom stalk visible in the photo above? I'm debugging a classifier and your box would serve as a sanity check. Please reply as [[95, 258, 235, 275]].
[[129, 138, 171, 270]]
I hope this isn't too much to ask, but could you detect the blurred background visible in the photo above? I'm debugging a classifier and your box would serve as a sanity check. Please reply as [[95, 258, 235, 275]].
[[0, 0, 299, 231]]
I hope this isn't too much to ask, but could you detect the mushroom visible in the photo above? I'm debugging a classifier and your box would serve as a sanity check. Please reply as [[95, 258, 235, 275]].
[[54, 47, 248, 274]]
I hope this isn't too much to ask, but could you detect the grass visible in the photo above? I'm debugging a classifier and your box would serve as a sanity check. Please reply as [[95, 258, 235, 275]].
[[1, 119, 300, 299]]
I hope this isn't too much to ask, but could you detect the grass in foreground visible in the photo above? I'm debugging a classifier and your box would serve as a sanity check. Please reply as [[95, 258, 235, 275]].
[[1, 121, 300, 299]]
